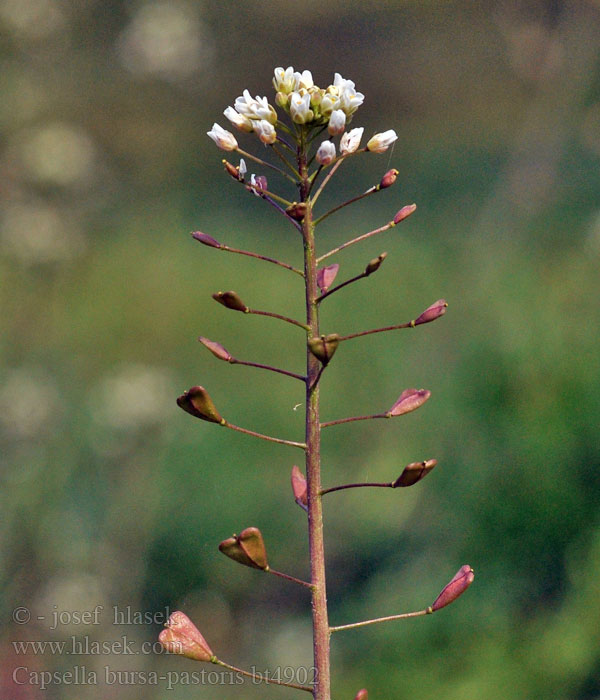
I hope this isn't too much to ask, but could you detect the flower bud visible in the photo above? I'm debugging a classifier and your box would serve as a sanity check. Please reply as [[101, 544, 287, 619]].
[[387, 388, 431, 417], [159, 611, 214, 662], [308, 334, 340, 366], [207, 123, 238, 151], [291, 465, 308, 511], [393, 204, 417, 224], [328, 109, 346, 135], [198, 336, 233, 362], [222, 159, 242, 180], [248, 174, 268, 197], [379, 168, 399, 189], [191, 231, 221, 248], [290, 92, 314, 124], [219, 527, 268, 570], [317, 263, 340, 292], [253, 119, 277, 145], [177, 386, 224, 424], [430, 565, 474, 612], [223, 106, 254, 133], [212, 291, 248, 312], [364, 252, 387, 276], [366, 129, 398, 154], [353, 691, 368, 700], [316, 140, 336, 166], [340, 127, 364, 155], [413, 299, 448, 326], [286, 202, 307, 221], [392, 459, 437, 487]]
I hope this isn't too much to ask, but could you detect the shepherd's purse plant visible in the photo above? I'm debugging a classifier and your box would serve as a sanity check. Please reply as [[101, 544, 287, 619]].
[[159, 66, 474, 700]]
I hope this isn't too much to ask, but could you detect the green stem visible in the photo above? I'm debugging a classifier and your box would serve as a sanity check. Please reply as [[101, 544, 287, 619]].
[[233, 358, 306, 382], [213, 658, 313, 692], [317, 219, 395, 264], [222, 421, 306, 449], [329, 608, 430, 633], [235, 147, 295, 183], [218, 243, 304, 276], [320, 413, 388, 429], [247, 308, 310, 331], [267, 567, 314, 589], [337, 321, 413, 342], [300, 130, 332, 700]]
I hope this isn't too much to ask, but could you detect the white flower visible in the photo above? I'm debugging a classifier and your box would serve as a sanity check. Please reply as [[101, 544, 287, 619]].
[[295, 70, 314, 89], [366, 130, 398, 153], [320, 91, 341, 118], [238, 159, 247, 179], [339, 86, 364, 116], [289, 92, 313, 124], [328, 109, 346, 136], [234, 90, 277, 124], [223, 106, 253, 133], [340, 127, 364, 155], [333, 72, 356, 92], [207, 123, 238, 151], [250, 95, 278, 124], [316, 140, 336, 165], [273, 66, 297, 94], [234, 89, 259, 118], [253, 119, 277, 145]]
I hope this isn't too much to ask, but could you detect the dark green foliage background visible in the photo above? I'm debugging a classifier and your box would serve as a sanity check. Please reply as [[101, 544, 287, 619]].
[[2, 1, 600, 698]]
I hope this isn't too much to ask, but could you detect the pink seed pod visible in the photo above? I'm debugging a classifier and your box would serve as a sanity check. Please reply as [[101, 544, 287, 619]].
[[177, 386, 224, 424], [212, 291, 248, 312], [387, 388, 431, 417], [393, 203, 417, 224], [353, 690, 368, 700], [291, 465, 308, 511], [219, 527, 269, 570], [413, 299, 448, 326], [159, 611, 214, 662], [198, 337, 234, 362], [431, 565, 475, 612], [379, 168, 399, 189], [191, 231, 221, 248], [317, 263, 340, 292], [392, 459, 437, 487]]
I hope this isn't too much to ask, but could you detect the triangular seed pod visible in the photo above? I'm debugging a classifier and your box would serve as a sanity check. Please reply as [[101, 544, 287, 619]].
[[198, 336, 234, 362], [286, 202, 307, 221], [291, 465, 308, 511], [191, 231, 221, 248], [364, 252, 387, 276], [177, 386, 224, 424], [387, 388, 431, 417], [158, 611, 214, 662], [219, 527, 268, 570], [308, 334, 340, 366], [317, 263, 340, 292], [393, 203, 417, 224], [354, 690, 368, 700], [212, 291, 248, 312], [413, 299, 448, 326], [431, 565, 475, 612], [392, 459, 437, 487]]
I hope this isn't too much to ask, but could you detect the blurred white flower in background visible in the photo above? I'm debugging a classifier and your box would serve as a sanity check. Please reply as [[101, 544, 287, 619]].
[[117, 1, 214, 81], [91, 364, 175, 431], [1, 200, 85, 264], [0, 0, 66, 40], [0, 367, 61, 441], [14, 122, 98, 189]]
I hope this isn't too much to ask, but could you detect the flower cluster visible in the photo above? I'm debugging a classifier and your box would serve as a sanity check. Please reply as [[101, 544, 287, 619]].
[[207, 66, 398, 162]]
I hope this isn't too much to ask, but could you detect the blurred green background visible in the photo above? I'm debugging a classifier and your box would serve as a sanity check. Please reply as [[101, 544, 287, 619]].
[[2, 1, 600, 698]]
